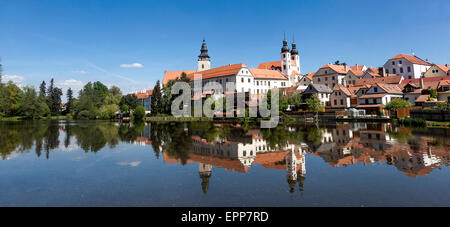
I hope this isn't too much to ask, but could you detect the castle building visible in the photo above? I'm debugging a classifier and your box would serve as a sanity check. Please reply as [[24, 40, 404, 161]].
[[162, 39, 296, 100]]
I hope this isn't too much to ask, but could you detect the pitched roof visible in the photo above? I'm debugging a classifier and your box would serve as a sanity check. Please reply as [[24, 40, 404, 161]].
[[359, 93, 388, 99], [187, 64, 246, 81], [333, 84, 352, 96], [249, 68, 288, 80], [163, 70, 196, 85], [401, 76, 450, 85], [376, 83, 403, 94], [350, 65, 366, 71], [415, 95, 430, 103], [257, 61, 281, 70], [303, 84, 333, 94], [320, 64, 349, 74], [355, 75, 403, 86], [434, 64, 450, 72], [304, 72, 315, 80], [390, 54, 432, 66]]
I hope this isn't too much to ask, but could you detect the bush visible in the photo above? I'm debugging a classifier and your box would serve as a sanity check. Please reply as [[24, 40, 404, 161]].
[[78, 110, 96, 120], [399, 118, 426, 127], [437, 102, 450, 111], [133, 105, 146, 120], [384, 99, 412, 111], [99, 104, 119, 119]]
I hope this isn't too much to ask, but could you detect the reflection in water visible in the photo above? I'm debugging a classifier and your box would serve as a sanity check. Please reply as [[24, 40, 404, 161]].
[[1, 120, 450, 195]]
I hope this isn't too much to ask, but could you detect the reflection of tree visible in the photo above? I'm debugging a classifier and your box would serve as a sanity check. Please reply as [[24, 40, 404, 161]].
[[306, 127, 324, 146], [261, 126, 304, 150]]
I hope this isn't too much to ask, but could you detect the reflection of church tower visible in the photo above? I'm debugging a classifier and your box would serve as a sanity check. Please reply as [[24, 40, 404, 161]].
[[286, 149, 307, 193], [199, 163, 212, 195], [286, 150, 298, 194]]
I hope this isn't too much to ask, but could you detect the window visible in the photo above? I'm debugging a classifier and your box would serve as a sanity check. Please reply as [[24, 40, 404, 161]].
[[365, 99, 369, 104], [392, 61, 395, 65], [386, 69, 389, 74], [248, 78, 251, 83], [202, 64, 205, 69], [283, 65, 286, 70], [407, 66, 411, 72], [241, 78, 244, 83], [283, 54, 286, 58], [318, 78, 321, 82], [268, 81, 270, 86], [325, 70, 328, 74], [374, 87, 378, 92], [257, 81, 259, 86], [325, 77, 328, 81], [400, 68, 404, 73], [341, 99, 344, 105], [399, 60, 403, 64], [393, 68, 397, 74], [334, 100, 337, 105], [332, 76, 335, 80]]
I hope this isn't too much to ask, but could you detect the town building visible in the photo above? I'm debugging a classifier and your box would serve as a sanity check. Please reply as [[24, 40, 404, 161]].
[[423, 64, 450, 78], [302, 84, 333, 107], [383, 54, 432, 79], [330, 84, 356, 109], [135, 89, 153, 113], [357, 83, 403, 114]]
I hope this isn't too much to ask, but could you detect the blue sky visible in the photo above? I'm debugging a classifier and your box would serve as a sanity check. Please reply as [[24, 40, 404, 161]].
[[1, 0, 450, 96]]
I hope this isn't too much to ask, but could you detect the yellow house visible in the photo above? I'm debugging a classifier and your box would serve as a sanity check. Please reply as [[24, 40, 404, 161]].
[[423, 64, 450, 78]]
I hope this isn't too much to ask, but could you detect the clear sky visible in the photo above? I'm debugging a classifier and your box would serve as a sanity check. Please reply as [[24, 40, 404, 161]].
[[1, 0, 450, 96]]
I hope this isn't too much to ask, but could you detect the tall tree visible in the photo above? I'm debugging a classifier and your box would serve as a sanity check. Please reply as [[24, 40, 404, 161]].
[[150, 80, 163, 116], [39, 81, 47, 98], [47, 78, 63, 116], [66, 88, 73, 114], [20, 86, 49, 119], [306, 94, 323, 121]]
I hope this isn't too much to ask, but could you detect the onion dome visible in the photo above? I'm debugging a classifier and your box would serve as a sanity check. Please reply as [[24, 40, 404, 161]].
[[281, 39, 290, 53], [291, 42, 299, 55]]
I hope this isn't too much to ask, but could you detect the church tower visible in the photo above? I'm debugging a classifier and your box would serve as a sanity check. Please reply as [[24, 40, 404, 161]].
[[280, 38, 292, 77], [291, 41, 301, 76], [197, 39, 211, 72]]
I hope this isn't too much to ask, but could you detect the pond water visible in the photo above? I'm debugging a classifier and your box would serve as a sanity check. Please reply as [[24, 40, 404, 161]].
[[0, 120, 449, 207]]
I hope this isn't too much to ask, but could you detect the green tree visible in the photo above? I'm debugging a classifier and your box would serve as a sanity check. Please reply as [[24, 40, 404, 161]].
[[306, 94, 323, 120], [3, 82, 24, 116], [421, 89, 438, 99], [133, 105, 146, 120], [99, 104, 119, 120], [437, 102, 450, 111], [39, 81, 46, 98], [120, 104, 130, 115], [151, 80, 163, 116], [383, 99, 412, 111], [287, 93, 302, 108], [20, 86, 49, 119], [120, 94, 138, 110], [46, 78, 63, 116], [65, 88, 74, 115]]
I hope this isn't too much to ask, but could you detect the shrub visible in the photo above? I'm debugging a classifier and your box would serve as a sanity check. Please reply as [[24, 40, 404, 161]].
[[399, 118, 426, 127], [78, 110, 96, 120], [437, 102, 450, 111], [133, 105, 146, 120], [384, 99, 412, 111]]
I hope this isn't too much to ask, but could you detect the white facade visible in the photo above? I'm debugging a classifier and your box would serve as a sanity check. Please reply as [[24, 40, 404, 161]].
[[383, 55, 431, 79]]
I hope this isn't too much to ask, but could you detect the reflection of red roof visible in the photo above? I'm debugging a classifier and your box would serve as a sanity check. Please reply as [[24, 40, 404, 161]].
[[135, 136, 152, 145], [254, 150, 290, 170]]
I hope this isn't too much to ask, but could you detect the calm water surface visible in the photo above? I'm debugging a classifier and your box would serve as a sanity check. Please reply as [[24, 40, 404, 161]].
[[0, 120, 449, 207]]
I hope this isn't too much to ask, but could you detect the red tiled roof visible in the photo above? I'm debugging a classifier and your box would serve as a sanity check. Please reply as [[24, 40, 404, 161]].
[[434, 64, 450, 72], [401, 76, 450, 85], [163, 70, 196, 85], [249, 68, 288, 80], [390, 54, 432, 66], [334, 84, 352, 96], [320, 64, 350, 74], [415, 95, 430, 103], [257, 61, 281, 70], [188, 64, 247, 81], [135, 90, 153, 99], [359, 93, 387, 99], [376, 83, 403, 94], [304, 72, 315, 80], [356, 75, 403, 86]]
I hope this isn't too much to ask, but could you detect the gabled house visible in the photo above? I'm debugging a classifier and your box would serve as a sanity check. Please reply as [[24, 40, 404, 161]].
[[330, 84, 355, 109], [302, 84, 333, 107], [357, 83, 403, 115], [298, 72, 315, 88], [400, 76, 450, 105], [424, 64, 450, 78], [345, 65, 366, 86], [437, 80, 450, 102], [383, 53, 432, 79], [312, 64, 350, 89]]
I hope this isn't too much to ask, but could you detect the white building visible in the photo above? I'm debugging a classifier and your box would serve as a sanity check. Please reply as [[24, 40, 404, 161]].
[[383, 54, 432, 79]]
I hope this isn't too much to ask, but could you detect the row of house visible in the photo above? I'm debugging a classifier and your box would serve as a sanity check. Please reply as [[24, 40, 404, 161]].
[[134, 39, 449, 116]]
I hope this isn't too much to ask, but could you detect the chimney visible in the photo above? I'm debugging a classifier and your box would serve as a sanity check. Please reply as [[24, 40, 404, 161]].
[[355, 64, 358, 70], [344, 65, 348, 71], [420, 77, 424, 89]]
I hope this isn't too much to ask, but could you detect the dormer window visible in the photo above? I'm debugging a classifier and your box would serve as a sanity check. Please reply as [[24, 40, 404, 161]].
[[374, 87, 378, 92]]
